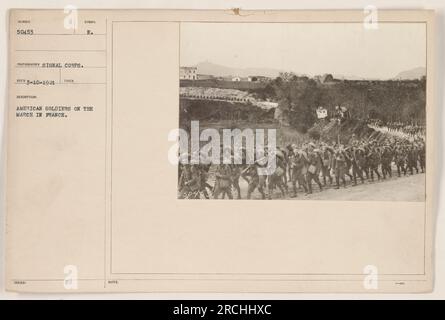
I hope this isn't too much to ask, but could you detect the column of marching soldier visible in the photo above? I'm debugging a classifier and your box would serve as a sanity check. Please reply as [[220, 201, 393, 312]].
[[177, 137, 426, 200]]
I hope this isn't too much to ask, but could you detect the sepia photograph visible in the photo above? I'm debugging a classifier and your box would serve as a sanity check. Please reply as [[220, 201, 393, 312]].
[[3, 8, 438, 296], [178, 22, 427, 201]]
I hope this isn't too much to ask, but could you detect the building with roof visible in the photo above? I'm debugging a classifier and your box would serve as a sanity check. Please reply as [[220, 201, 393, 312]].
[[180, 66, 198, 80]]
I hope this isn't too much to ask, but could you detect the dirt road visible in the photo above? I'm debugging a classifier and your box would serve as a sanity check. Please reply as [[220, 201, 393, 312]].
[[237, 172, 425, 201]]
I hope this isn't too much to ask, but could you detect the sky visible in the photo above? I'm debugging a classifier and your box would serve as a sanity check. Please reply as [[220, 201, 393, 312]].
[[180, 22, 426, 79]]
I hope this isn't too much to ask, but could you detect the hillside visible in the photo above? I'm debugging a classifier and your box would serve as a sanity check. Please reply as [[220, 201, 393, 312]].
[[255, 78, 426, 132], [195, 61, 282, 78], [180, 76, 426, 139], [179, 99, 275, 127]]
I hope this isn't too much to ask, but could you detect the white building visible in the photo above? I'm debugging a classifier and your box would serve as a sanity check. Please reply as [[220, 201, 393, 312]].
[[180, 66, 198, 80]]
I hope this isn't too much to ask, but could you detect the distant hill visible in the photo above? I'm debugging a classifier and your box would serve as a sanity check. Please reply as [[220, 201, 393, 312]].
[[394, 67, 426, 80], [334, 74, 367, 81], [189, 61, 426, 81], [194, 61, 283, 78]]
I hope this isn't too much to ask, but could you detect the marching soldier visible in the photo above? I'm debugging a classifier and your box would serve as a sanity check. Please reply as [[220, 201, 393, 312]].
[[367, 143, 381, 181], [332, 145, 347, 189], [320, 145, 333, 186], [198, 164, 212, 199], [180, 130, 426, 200], [418, 142, 426, 173], [355, 146, 369, 181], [267, 154, 287, 199], [242, 163, 267, 200], [277, 147, 290, 185], [381, 145, 393, 179], [306, 144, 323, 194], [213, 164, 233, 199], [343, 146, 361, 186], [407, 145, 419, 175], [179, 165, 201, 199], [286, 144, 294, 183], [343, 147, 355, 183], [395, 145, 407, 177], [230, 163, 243, 199], [289, 148, 309, 197]]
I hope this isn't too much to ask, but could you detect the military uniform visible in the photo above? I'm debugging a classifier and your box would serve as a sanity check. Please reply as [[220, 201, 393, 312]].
[[407, 146, 419, 175], [320, 148, 333, 186], [179, 165, 201, 199], [354, 147, 369, 181], [419, 144, 426, 173], [230, 164, 242, 199], [242, 164, 266, 200], [367, 147, 381, 181], [332, 149, 347, 189], [345, 147, 364, 185], [381, 146, 393, 179], [267, 156, 287, 199], [198, 164, 213, 199], [289, 150, 309, 197], [213, 164, 233, 199], [395, 147, 407, 177], [306, 149, 323, 194]]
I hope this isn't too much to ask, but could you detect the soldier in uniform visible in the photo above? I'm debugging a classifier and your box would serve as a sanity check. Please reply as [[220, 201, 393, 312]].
[[177, 153, 190, 191], [367, 143, 381, 181], [343, 147, 355, 183], [230, 163, 243, 200], [227, 149, 244, 200], [354, 146, 369, 181], [289, 148, 309, 197], [344, 146, 364, 185], [198, 164, 212, 199], [418, 142, 426, 173], [277, 147, 289, 185], [178, 164, 190, 198], [332, 145, 347, 189], [286, 144, 294, 183], [305, 144, 323, 194], [320, 145, 333, 186], [394, 145, 407, 177], [179, 165, 201, 199], [242, 163, 267, 200], [267, 153, 287, 199], [380, 145, 393, 179], [407, 144, 419, 175], [256, 149, 269, 198], [213, 164, 233, 199], [196, 152, 213, 199]]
